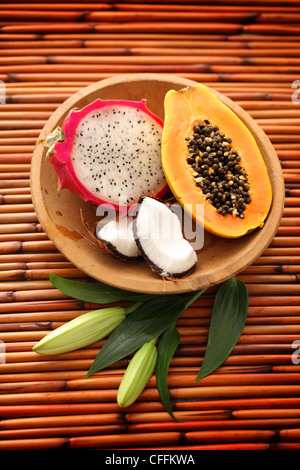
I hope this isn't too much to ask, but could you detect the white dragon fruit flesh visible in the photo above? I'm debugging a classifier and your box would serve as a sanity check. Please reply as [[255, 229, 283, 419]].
[[47, 99, 168, 212]]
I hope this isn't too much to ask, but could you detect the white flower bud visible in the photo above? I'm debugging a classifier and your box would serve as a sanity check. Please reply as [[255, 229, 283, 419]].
[[117, 338, 157, 407], [33, 307, 126, 355]]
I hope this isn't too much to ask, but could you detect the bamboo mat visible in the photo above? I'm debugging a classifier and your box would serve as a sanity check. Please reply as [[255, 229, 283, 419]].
[[0, 0, 300, 452]]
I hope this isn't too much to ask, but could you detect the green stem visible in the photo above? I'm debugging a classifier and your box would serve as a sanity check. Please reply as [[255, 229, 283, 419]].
[[124, 302, 143, 316], [185, 288, 207, 309], [149, 336, 159, 345]]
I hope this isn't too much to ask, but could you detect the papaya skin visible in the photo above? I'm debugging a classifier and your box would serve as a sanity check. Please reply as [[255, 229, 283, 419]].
[[161, 84, 272, 239]]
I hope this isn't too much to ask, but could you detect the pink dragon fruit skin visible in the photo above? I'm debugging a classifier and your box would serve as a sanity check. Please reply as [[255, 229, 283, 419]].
[[49, 98, 168, 213]]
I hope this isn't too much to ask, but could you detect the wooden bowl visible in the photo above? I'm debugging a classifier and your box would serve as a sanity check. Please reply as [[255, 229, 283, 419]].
[[30, 73, 285, 294]]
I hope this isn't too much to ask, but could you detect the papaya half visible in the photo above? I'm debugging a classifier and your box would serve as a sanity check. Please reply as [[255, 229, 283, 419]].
[[161, 84, 272, 238]]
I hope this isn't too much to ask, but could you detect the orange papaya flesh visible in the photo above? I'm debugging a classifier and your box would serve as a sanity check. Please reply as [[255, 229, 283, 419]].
[[161, 84, 272, 239]]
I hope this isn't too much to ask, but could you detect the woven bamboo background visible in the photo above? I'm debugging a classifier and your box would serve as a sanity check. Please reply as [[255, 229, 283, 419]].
[[0, 0, 300, 451]]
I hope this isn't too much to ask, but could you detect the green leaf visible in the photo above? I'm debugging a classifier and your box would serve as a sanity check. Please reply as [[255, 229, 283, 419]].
[[156, 323, 180, 420], [194, 277, 248, 382], [86, 289, 206, 377], [49, 273, 155, 304]]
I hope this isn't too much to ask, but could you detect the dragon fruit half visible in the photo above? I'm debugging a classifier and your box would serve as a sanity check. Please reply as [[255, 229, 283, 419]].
[[47, 98, 168, 212]]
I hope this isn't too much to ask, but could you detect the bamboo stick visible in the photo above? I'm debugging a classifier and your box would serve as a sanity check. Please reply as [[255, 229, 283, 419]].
[[185, 429, 275, 444], [0, 111, 51, 120], [210, 83, 293, 90], [212, 65, 300, 75], [0, 57, 47, 67], [0, 39, 84, 49], [276, 225, 300, 235], [277, 150, 300, 160], [179, 396, 300, 413], [3, 304, 300, 325], [0, 212, 37, 223], [0, 203, 34, 212], [0, 156, 32, 164], [1, 373, 299, 396], [0, 279, 57, 291], [1, 42, 295, 62], [0, 223, 41, 234], [282, 161, 300, 168], [0, 389, 120, 405], [2, 420, 299, 441], [0, 2, 235, 12], [2, 44, 248, 56], [85, 38, 246, 49], [0, 120, 45, 129], [246, 285, 300, 296], [0, 268, 83, 281], [1, 23, 96, 34], [0, 424, 128, 440], [244, 23, 300, 35], [1, 309, 82, 324], [44, 33, 300, 42], [167, 384, 300, 401], [0, 253, 66, 263], [0, 366, 198, 383], [0, 358, 95, 375], [0, 402, 126, 418], [0, 233, 48, 242], [49, 54, 244, 65], [0, 298, 83, 314], [85, 11, 258, 23], [2, 283, 299, 302], [1, 22, 241, 34], [82, 38, 300, 49], [0, 412, 124, 429], [0, 32, 39, 39], [262, 247, 300, 256], [7, 96, 70, 106], [5, 72, 299, 84], [0, 396, 297, 419], [115, 4, 300, 14], [0, 437, 69, 450], [1, 289, 69, 303], [0, 10, 85, 22], [0, 10, 255, 24], [170, 354, 294, 368], [4, 81, 89, 88], [70, 431, 181, 449], [127, 407, 300, 425], [0, 164, 30, 174], [128, 418, 300, 434], [0, 63, 218, 73], [249, 296, 300, 306], [241, 102, 300, 110], [0, 180, 31, 189], [242, 265, 300, 274], [0, 108, 55, 116], [238, 274, 299, 284]]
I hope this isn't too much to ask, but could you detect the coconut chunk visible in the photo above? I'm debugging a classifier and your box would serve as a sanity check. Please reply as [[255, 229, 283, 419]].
[[133, 196, 197, 279], [96, 216, 140, 260]]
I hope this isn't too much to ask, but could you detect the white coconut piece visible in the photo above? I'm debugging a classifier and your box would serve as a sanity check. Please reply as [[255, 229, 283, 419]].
[[96, 216, 140, 260], [133, 196, 197, 279]]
